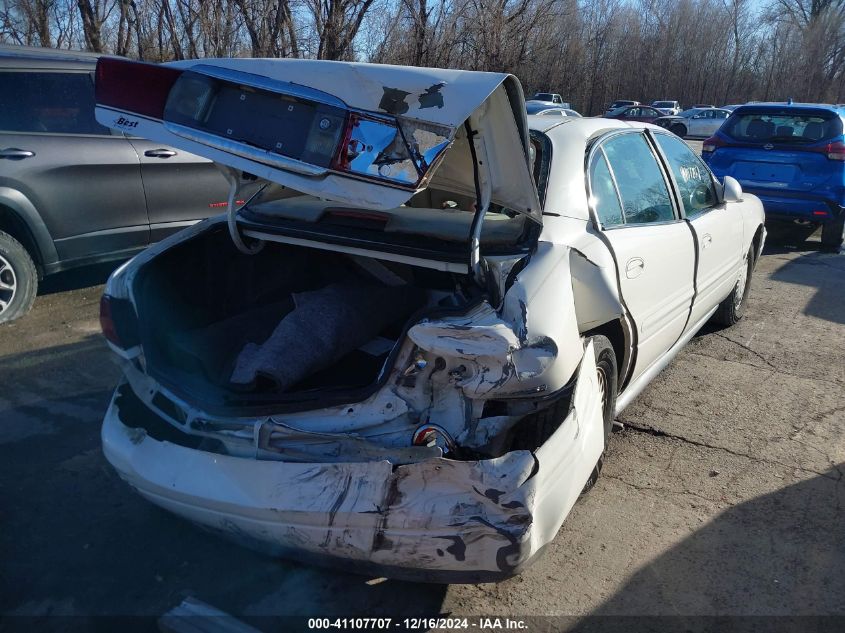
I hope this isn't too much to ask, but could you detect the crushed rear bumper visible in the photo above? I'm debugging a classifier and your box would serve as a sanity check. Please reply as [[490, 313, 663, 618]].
[[101, 343, 604, 583]]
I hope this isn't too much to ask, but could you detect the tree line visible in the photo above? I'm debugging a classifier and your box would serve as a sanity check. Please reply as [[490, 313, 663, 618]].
[[2, 0, 843, 114]]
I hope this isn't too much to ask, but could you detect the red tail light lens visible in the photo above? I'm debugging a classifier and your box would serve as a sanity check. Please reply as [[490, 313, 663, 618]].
[[825, 141, 845, 161], [99, 295, 121, 347], [702, 136, 726, 153], [95, 57, 182, 120], [100, 295, 140, 350]]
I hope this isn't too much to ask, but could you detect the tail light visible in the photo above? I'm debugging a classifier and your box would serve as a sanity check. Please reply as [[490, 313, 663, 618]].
[[702, 135, 727, 153], [95, 57, 183, 120], [100, 295, 140, 350], [100, 295, 121, 347], [825, 141, 845, 161]]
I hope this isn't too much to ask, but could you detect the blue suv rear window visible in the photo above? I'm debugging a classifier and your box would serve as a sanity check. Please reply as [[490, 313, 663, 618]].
[[723, 110, 843, 145]]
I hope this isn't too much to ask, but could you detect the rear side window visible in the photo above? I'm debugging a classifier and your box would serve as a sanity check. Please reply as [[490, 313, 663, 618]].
[[601, 133, 675, 225], [654, 133, 717, 217], [0, 71, 109, 135], [723, 110, 843, 144], [589, 152, 624, 227]]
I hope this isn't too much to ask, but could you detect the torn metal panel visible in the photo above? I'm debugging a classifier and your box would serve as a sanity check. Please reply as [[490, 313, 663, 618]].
[[101, 341, 604, 582]]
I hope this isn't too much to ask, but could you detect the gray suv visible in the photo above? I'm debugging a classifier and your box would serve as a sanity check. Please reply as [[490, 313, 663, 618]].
[[0, 45, 233, 323]]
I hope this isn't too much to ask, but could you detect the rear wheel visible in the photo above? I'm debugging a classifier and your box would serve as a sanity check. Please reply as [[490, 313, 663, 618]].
[[820, 216, 844, 251], [712, 246, 753, 327], [0, 231, 37, 324], [670, 123, 687, 137]]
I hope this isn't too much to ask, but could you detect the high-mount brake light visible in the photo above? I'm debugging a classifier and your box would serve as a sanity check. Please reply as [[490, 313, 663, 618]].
[[95, 58, 183, 120]]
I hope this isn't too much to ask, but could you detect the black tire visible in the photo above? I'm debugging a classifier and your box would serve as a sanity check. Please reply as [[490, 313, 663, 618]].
[[820, 216, 844, 251], [712, 246, 753, 327], [670, 123, 687, 137], [0, 230, 38, 324]]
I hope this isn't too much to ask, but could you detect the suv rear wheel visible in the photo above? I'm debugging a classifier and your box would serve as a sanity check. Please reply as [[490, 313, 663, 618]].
[[820, 216, 844, 251], [0, 231, 37, 323]]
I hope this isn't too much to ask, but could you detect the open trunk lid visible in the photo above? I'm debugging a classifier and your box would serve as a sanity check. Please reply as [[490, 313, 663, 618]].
[[94, 58, 541, 223]]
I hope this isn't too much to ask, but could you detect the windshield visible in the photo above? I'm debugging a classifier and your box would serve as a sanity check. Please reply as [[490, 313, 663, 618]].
[[723, 110, 843, 144], [653, 101, 674, 108], [533, 93, 554, 100]]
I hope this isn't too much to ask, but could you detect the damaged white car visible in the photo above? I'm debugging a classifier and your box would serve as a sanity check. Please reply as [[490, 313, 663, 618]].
[[95, 57, 765, 582]]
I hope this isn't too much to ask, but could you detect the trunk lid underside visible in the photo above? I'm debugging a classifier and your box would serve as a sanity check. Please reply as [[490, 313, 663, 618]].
[[94, 58, 542, 243]]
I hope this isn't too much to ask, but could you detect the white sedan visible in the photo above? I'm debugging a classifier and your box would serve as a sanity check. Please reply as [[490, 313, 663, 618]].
[[94, 58, 765, 582], [659, 107, 732, 138]]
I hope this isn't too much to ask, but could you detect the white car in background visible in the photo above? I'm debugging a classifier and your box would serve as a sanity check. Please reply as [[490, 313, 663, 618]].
[[526, 101, 582, 117], [652, 100, 681, 115], [95, 57, 765, 582], [656, 107, 732, 138]]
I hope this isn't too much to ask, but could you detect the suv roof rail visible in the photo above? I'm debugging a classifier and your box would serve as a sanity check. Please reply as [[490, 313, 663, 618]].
[[0, 44, 102, 62]]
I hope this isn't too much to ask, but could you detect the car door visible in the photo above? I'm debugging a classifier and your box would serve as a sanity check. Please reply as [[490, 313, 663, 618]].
[[705, 110, 729, 136], [652, 132, 744, 328], [0, 69, 149, 262], [126, 138, 234, 242], [588, 130, 697, 379]]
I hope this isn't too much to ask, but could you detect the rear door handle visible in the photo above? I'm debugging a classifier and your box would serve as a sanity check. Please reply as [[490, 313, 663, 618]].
[[702, 233, 713, 249], [0, 148, 35, 160], [144, 148, 177, 158], [626, 257, 645, 279]]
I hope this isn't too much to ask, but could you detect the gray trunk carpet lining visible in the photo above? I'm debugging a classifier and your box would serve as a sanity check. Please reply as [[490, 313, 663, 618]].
[[229, 281, 425, 392]]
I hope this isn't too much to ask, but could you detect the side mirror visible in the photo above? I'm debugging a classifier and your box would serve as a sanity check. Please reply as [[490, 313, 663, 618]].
[[722, 176, 743, 203]]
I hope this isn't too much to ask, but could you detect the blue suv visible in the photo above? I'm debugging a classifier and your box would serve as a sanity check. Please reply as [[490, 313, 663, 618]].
[[702, 103, 845, 250]]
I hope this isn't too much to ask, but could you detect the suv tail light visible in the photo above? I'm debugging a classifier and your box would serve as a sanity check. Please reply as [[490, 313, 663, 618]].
[[702, 136, 726, 153], [825, 141, 845, 161], [95, 58, 183, 120]]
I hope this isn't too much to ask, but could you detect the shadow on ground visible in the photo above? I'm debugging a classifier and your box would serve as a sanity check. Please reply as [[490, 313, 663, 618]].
[[768, 251, 845, 325], [576, 466, 845, 625], [0, 338, 447, 624]]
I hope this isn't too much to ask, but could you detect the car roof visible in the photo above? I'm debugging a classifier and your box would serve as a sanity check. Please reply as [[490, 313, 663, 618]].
[[731, 102, 845, 117], [528, 113, 636, 135], [0, 44, 100, 70]]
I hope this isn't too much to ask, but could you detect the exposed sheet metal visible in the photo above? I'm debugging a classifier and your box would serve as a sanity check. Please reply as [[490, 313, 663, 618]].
[[101, 342, 604, 582]]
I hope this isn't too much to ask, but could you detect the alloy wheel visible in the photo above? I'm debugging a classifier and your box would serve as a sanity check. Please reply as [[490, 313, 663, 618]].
[[0, 254, 17, 315], [733, 255, 749, 311]]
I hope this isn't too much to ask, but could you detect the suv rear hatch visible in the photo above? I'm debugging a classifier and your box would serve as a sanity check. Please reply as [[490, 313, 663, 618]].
[[706, 106, 845, 195]]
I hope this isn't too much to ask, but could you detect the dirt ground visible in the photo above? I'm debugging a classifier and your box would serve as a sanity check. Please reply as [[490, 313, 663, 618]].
[[1, 225, 843, 631]]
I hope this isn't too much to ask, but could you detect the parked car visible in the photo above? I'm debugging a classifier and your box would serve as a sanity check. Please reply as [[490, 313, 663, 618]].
[[702, 102, 845, 250], [603, 105, 664, 123], [526, 102, 582, 117], [693, 104, 715, 109], [0, 45, 236, 323], [652, 100, 681, 115], [721, 104, 743, 112], [605, 99, 639, 114], [96, 57, 765, 582], [655, 107, 731, 138], [531, 92, 570, 108]]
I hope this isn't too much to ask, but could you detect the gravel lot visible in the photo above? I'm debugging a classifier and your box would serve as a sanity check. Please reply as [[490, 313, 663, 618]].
[[1, 224, 843, 629]]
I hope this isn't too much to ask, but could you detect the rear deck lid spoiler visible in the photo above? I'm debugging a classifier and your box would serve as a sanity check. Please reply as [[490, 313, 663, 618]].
[[94, 57, 541, 221]]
